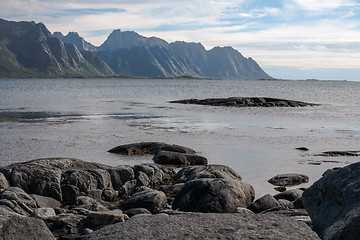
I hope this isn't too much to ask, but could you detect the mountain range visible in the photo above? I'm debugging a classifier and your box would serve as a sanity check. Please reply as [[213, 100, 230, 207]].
[[0, 18, 272, 79]]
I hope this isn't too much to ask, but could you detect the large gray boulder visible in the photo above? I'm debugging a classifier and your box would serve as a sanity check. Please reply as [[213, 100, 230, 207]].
[[121, 187, 167, 214], [303, 162, 360, 240], [85, 212, 320, 240], [172, 178, 254, 213], [171, 165, 255, 213]]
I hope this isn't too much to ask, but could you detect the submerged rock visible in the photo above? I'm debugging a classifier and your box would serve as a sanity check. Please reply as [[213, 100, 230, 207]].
[[302, 162, 360, 240], [108, 142, 196, 155], [268, 173, 309, 187], [296, 147, 309, 151], [171, 97, 318, 108], [317, 150, 360, 157]]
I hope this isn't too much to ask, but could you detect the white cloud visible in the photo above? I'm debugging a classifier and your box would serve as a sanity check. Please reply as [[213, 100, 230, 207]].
[[290, 0, 359, 11]]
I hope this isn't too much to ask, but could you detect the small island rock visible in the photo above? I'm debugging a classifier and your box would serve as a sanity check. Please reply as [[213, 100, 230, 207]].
[[268, 173, 309, 187]]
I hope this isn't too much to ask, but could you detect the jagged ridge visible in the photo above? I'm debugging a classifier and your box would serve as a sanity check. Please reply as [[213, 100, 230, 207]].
[[0, 18, 272, 80]]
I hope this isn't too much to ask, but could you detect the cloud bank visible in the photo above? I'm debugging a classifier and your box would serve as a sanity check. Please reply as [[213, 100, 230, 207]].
[[1, 0, 359, 80]]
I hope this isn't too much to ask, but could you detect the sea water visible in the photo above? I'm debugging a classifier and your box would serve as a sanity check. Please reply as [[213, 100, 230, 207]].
[[1, 78, 359, 197]]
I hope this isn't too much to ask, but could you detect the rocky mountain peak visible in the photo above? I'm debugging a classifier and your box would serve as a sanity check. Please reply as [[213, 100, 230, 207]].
[[98, 29, 169, 51]]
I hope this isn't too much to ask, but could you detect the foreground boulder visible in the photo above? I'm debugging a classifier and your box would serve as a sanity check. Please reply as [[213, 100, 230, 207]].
[[302, 162, 360, 240], [173, 178, 254, 213], [85, 212, 320, 240], [170, 97, 318, 108], [171, 165, 254, 213], [0, 206, 55, 240]]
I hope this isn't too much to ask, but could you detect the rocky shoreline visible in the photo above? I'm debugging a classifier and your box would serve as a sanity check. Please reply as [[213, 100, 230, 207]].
[[0, 142, 358, 239]]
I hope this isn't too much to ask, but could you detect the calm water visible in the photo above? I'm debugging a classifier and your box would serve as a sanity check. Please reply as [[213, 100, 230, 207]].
[[1, 78, 359, 197]]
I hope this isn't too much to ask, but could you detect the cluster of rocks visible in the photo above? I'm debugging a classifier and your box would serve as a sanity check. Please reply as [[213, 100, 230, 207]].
[[170, 97, 318, 108], [0, 142, 359, 239], [108, 142, 208, 166], [316, 151, 360, 157], [0, 152, 255, 239]]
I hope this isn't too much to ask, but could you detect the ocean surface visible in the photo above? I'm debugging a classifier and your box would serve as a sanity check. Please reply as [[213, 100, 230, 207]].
[[1, 78, 359, 197]]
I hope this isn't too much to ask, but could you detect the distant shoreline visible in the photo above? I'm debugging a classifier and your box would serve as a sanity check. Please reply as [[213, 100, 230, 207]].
[[0, 76, 353, 82]]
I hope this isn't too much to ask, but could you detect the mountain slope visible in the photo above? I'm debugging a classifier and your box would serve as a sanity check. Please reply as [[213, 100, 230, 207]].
[[0, 19, 114, 77], [96, 46, 199, 77], [206, 47, 270, 80], [53, 32, 97, 52], [0, 44, 36, 77]]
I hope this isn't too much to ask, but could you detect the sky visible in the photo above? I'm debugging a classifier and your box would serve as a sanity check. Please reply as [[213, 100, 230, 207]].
[[1, 0, 360, 81]]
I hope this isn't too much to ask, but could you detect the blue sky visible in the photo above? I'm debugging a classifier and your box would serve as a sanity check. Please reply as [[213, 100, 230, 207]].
[[1, 0, 360, 80]]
